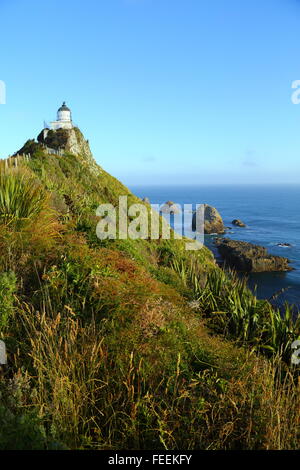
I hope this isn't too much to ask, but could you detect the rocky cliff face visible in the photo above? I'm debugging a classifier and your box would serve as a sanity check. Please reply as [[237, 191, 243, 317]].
[[63, 127, 94, 161], [215, 238, 292, 272], [38, 127, 93, 161], [35, 126, 102, 178]]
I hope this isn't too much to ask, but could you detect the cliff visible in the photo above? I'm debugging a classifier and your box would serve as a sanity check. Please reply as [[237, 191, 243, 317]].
[[37, 127, 94, 162]]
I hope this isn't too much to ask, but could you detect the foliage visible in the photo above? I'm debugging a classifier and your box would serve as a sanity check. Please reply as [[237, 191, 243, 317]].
[[0, 271, 16, 331], [0, 373, 64, 450], [172, 259, 300, 363], [14, 139, 45, 157], [0, 144, 298, 450], [37, 129, 69, 150], [0, 165, 60, 273], [0, 167, 47, 228]]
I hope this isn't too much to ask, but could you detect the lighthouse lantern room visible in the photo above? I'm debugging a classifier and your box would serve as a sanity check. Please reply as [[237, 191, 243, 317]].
[[49, 102, 73, 130]]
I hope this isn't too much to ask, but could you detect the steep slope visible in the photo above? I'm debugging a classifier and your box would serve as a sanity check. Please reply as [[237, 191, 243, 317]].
[[13, 127, 215, 271], [0, 129, 298, 450]]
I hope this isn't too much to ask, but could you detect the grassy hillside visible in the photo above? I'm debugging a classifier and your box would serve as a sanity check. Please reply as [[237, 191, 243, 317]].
[[0, 141, 299, 450]]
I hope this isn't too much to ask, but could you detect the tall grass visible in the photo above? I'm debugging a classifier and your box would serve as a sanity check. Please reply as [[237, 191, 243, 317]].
[[0, 166, 47, 229], [172, 258, 300, 362], [0, 165, 60, 272], [0, 271, 16, 331], [9, 298, 300, 449], [17, 303, 105, 448]]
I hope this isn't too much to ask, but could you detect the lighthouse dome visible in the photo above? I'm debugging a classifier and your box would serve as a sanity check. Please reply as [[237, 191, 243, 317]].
[[57, 102, 72, 122]]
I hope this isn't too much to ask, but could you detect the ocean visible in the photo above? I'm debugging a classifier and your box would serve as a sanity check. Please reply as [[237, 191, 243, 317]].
[[130, 184, 300, 309]]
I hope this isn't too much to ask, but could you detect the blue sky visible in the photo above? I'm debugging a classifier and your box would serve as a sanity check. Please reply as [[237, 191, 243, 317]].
[[1, 0, 300, 185]]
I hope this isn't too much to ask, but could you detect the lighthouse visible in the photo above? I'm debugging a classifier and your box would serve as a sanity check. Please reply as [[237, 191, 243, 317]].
[[49, 102, 73, 130]]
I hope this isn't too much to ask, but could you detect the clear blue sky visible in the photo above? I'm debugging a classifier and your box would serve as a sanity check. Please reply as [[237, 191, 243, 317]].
[[1, 0, 300, 185]]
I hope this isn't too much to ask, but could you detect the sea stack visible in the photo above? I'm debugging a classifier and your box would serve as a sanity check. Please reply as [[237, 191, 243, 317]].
[[192, 204, 225, 234], [160, 201, 181, 214]]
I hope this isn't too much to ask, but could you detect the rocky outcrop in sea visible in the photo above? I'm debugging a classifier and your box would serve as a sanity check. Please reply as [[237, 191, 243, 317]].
[[232, 219, 246, 227], [192, 204, 225, 234], [215, 238, 292, 272], [160, 201, 181, 214]]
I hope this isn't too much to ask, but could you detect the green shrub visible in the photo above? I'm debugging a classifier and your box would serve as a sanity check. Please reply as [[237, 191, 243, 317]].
[[0, 271, 16, 330], [0, 406, 47, 450], [37, 129, 69, 150], [0, 168, 47, 229], [15, 139, 45, 158], [0, 403, 66, 450]]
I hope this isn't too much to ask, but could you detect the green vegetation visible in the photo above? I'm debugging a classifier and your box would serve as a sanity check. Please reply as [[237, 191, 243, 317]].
[[172, 259, 300, 363], [37, 129, 69, 150], [14, 139, 45, 157], [0, 167, 47, 227], [0, 145, 299, 450], [0, 272, 16, 330]]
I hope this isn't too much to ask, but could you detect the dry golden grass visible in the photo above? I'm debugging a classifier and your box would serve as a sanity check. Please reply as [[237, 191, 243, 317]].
[[17, 303, 106, 448], [7, 295, 298, 450]]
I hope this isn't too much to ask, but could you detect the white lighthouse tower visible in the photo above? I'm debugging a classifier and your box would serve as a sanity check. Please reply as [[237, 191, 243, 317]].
[[50, 102, 73, 130]]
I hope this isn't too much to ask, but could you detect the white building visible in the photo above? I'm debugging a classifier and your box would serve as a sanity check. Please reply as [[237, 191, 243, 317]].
[[49, 102, 73, 130]]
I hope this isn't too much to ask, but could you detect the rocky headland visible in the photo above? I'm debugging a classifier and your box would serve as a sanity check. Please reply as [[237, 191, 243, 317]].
[[215, 238, 292, 272]]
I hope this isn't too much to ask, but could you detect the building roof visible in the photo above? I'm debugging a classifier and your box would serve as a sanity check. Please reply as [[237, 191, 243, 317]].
[[58, 102, 71, 112]]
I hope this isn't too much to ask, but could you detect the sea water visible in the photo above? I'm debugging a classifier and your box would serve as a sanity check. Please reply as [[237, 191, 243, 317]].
[[130, 184, 300, 309]]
